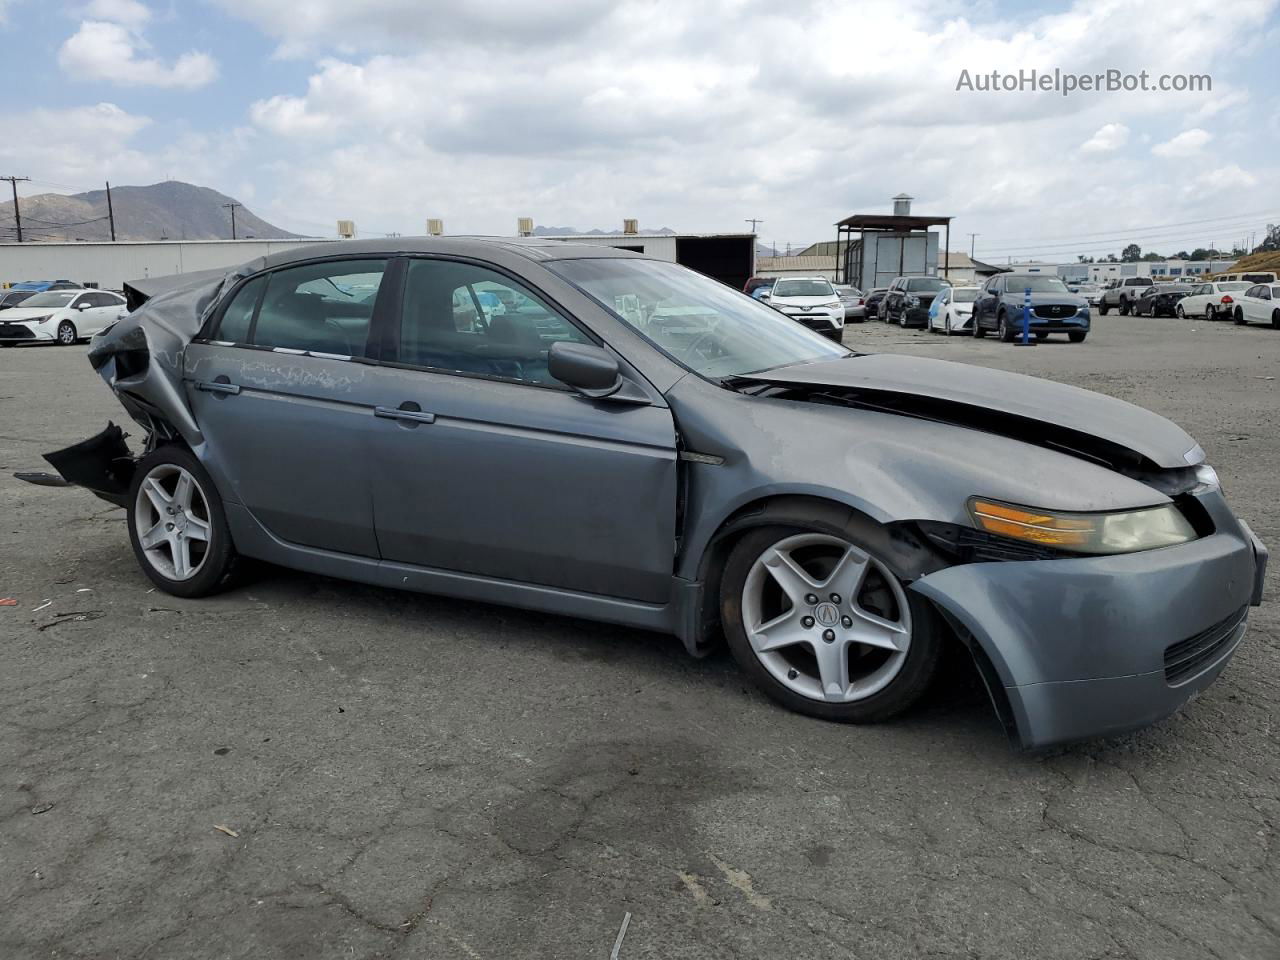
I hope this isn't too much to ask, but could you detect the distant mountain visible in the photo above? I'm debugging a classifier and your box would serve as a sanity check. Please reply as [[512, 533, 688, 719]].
[[0, 180, 303, 242], [532, 225, 677, 237]]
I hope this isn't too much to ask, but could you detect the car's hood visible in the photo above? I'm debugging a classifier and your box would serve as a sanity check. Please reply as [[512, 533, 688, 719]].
[[740, 354, 1200, 470], [773, 295, 838, 308], [0, 307, 58, 321]]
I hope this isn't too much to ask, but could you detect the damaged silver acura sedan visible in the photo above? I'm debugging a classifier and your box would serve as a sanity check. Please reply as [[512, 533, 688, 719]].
[[41, 238, 1268, 749]]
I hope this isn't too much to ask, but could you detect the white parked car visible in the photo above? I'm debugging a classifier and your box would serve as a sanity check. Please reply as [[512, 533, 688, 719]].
[[0, 289, 127, 346], [1230, 283, 1280, 328], [1075, 282, 1103, 306], [1175, 281, 1252, 320], [760, 276, 845, 341], [927, 285, 981, 334]]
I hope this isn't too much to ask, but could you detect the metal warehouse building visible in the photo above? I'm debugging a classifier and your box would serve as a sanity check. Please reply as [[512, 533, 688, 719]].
[[0, 239, 336, 291]]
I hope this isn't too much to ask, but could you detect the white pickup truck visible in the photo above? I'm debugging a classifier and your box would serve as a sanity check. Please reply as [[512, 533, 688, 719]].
[[1097, 276, 1154, 315]]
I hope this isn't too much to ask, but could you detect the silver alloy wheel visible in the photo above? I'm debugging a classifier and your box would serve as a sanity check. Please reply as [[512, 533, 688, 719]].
[[134, 463, 212, 581], [57, 321, 76, 344], [741, 532, 912, 703]]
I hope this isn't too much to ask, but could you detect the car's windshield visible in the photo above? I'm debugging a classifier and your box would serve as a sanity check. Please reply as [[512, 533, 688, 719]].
[[1005, 276, 1069, 293], [905, 278, 947, 292], [20, 291, 78, 307], [953, 288, 980, 303], [771, 279, 834, 298], [550, 258, 849, 379]]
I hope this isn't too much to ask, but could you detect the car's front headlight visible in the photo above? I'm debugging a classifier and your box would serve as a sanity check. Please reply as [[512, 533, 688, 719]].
[[24, 314, 52, 325], [967, 498, 1197, 555], [908, 296, 920, 307]]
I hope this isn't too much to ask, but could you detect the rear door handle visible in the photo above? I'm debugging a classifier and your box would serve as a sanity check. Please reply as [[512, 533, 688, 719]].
[[195, 380, 241, 395], [375, 405, 436, 425]]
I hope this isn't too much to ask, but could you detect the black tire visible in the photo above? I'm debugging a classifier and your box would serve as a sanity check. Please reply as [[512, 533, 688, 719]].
[[1205, 305, 1216, 321], [998, 312, 1016, 342], [1176, 304, 1185, 319], [973, 319, 986, 338], [1098, 301, 1110, 315], [1234, 308, 1246, 325], [1119, 298, 1131, 316], [127, 444, 239, 598], [1272, 310, 1279, 330], [0, 342, 16, 348], [720, 522, 944, 724], [56, 320, 77, 345], [1034, 331, 1049, 340], [1068, 331, 1088, 343]]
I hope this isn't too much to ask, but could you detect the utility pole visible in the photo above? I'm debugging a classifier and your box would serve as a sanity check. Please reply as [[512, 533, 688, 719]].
[[968, 233, 979, 259], [105, 181, 116, 241], [222, 202, 241, 240], [745, 218, 763, 233], [3, 176, 31, 242]]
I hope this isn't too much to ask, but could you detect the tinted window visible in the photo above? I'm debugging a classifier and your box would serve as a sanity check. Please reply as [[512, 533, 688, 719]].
[[905, 278, 947, 292], [772, 279, 835, 298], [215, 274, 267, 343], [399, 259, 591, 384], [253, 259, 385, 356]]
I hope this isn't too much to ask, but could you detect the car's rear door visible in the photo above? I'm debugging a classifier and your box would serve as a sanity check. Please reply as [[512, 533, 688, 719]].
[[183, 256, 391, 557], [366, 255, 679, 603]]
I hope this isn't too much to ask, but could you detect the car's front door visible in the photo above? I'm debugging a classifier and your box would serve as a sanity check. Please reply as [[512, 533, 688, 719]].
[[183, 257, 391, 557], [975, 277, 999, 329], [367, 256, 679, 603]]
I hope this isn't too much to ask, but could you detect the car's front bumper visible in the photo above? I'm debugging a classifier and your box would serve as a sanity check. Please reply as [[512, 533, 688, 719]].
[[911, 493, 1267, 750], [0, 323, 53, 342], [780, 310, 843, 334]]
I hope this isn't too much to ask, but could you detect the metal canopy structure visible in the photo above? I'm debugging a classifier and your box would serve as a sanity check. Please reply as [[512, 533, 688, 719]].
[[834, 212, 953, 285]]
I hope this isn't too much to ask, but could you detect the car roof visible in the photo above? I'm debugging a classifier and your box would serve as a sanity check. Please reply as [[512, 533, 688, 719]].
[[257, 236, 649, 272], [773, 275, 832, 282]]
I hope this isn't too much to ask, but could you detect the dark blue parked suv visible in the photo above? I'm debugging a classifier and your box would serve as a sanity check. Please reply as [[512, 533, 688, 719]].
[[973, 274, 1090, 343]]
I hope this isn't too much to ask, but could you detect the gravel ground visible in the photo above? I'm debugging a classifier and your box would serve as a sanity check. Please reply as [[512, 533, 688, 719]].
[[1, 314, 1277, 959]]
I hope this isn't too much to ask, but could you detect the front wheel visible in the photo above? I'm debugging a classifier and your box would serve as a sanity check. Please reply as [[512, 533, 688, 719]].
[[127, 445, 239, 597], [998, 312, 1017, 342], [1176, 304, 1186, 319], [1069, 331, 1088, 343], [973, 319, 987, 338], [721, 525, 943, 723], [57, 321, 78, 345], [1272, 310, 1279, 330]]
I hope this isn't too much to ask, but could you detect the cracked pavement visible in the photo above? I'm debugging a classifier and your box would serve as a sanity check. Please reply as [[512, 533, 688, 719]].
[[1, 314, 1277, 958]]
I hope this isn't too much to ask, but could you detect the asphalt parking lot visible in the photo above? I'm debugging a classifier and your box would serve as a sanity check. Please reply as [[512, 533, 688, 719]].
[[1, 314, 1277, 960]]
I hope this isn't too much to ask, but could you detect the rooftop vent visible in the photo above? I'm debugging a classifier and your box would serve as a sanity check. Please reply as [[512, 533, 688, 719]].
[[517, 217, 534, 237], [623, 218, 639, 235], [892, 194, 913, 216], [336, 219, 356, 238], [426, 219, 444, 236]]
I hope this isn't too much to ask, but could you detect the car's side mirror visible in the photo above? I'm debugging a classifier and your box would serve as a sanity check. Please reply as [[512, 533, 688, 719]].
[[758, 292, 771, 301], [549, 341, 625, 398], [76, 302, 90, 310]]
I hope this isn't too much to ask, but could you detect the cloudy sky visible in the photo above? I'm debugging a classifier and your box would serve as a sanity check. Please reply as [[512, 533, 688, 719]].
[[3, 0, 1278, 260]]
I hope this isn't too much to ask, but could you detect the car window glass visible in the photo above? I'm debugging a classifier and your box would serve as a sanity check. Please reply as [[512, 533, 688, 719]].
[[399, 259, 591, 385], [253, 260, 385, 355], [214, 274, 267, 343]]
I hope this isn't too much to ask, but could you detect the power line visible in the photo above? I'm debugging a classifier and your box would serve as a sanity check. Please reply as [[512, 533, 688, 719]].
[[745, 217, 764, 233], [2, 176, 31, 242]]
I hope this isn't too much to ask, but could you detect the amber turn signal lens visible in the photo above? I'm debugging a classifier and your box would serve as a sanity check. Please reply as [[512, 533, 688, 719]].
[[968, 500, 1095, 547], [966, 498, 1197, 555]]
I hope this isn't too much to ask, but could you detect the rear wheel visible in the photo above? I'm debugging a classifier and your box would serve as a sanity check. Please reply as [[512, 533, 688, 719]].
[[721, 525, 943, 723], [57, 321, 77, 345], [127, 445, 239, 598], [1098, 301, 1111, 315], [1234, 308, 1246, 325], [1069, 331, 1088, 343], [1206, 305, 1216, 321], [1119, 298, 1131, 316], [1272, 309, 1279, 330]]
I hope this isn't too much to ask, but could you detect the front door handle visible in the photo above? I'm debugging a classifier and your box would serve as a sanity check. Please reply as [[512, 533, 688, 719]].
[[195, 380, 240, 395], [375, 404, 436, 425]]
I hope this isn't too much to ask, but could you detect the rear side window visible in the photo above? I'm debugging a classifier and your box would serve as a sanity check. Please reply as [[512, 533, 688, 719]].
[[215, 274, 266, 343], [249, 259, 386, 356]]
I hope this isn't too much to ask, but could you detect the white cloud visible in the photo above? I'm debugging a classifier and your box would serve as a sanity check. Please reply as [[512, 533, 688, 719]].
[[1152, 128, 1213, 157], [59, 19, 217, 88], [82, 0, 150, 26], [1080, 123, 1130, 154], [1190, 164, 1258, 194]]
